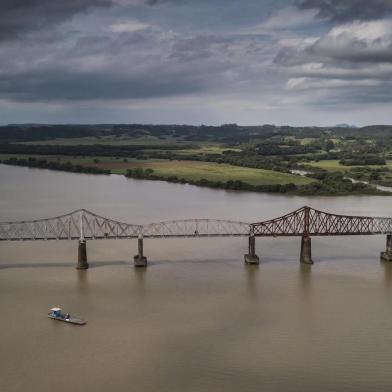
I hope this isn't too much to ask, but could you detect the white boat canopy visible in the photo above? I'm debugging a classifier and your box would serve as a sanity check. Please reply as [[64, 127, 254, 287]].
[[50, 307, 61, 311]]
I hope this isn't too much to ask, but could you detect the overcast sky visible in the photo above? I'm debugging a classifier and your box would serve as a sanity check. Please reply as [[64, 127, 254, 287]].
[[0, 0, 391, 126]]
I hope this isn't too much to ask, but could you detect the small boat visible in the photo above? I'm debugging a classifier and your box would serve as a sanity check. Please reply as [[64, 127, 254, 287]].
[[48, 307, 87, 325]]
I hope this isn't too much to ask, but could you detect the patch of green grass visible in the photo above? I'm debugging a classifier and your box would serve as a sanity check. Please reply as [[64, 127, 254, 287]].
[[18, 135, 188, 146], [298, 138, 316, 145], [306, 160, 347, 171], [176, 145, 241, 155], [119, 160, 314, 185], [0, 154, 314, 185], [306, 159, 392, 172], [16, 136, 239, 157]]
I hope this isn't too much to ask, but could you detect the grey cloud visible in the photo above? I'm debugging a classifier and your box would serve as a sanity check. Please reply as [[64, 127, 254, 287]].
[[312, 83, 392, 106], [0, 0, 113, 40], [2, 0, 390, 121], [297, 0, 392, 21], [274, 12, 392, 107], [274, 46, 310, 67], [0, 68, 208, 102], [275, 24, 392, 67], [275, 42, 392, 67], [281, 71, 392, 109], [309, 38, 392, 64], [142, 0, 196, 5], [0, 28, 272, 103]]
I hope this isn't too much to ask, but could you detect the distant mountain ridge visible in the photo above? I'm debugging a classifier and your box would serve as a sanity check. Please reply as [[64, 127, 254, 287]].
[[334, 124, 357, 128], [0, 123, 392, 143]]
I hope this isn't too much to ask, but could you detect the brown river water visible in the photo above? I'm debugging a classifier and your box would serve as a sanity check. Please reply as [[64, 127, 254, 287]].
[[1, 164, 392, 392]]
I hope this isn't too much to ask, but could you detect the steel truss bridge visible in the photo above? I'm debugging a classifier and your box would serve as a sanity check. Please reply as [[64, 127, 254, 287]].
[[1, 206, 392, 268]]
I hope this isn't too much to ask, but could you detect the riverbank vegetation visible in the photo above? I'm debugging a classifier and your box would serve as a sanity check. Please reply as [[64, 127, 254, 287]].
[[0, 157, 110, 175], [1, 123, 392, 195]]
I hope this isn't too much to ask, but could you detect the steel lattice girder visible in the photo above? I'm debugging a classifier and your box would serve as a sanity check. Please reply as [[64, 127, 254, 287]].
[[0, 206, 392, 241], [0, 210, 251, 240], [251, 206, 392, 236]]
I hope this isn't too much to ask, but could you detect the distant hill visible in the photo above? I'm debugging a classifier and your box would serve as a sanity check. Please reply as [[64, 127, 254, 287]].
[[334, 124, 357, 128], [1, 123, 392, 143]]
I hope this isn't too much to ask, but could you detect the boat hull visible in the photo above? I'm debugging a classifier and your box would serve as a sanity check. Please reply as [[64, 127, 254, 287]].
[[48, 314, 87, 325]]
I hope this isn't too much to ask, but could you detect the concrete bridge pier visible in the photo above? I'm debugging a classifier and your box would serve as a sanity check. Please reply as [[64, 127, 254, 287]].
[[300, 235, 313, 264], [244, 234, 260, 264], [134, 235, 148, 267], [77, 239, 89, 269], [381, 234, 392, 262]]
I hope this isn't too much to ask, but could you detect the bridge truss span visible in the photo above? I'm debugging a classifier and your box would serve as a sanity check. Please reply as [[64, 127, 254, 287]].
[[0, 210, 143, 241], [251, 206, 392, 237], [1, 206, 392, 241], [141, 219, 250, 238], [1, 206, 392, 268], [0, 209, 251, 241]]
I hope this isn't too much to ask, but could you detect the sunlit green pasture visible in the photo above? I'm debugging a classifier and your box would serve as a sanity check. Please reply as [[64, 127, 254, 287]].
[[306, 160, 392, 172], [115, 160, 314, 185], [18, 135, 187, 146], [0, 154, 314, 185]]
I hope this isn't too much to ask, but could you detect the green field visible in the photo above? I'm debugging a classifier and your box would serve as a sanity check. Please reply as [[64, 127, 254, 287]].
[[306, 160, 347, 171], [18, 135, 188, 146], [176, 146, 241, 155], [306, 160, 392, 172], [112, 160, 314, 185], [18, 137, 240, 156], [0, 154, 314, 186], [3, 123, 392, 195]]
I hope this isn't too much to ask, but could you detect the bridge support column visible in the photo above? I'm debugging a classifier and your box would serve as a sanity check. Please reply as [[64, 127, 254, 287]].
[[134, 235, 147, 267], [244, 234, 259, 264], [77, 240, 89, 270], [300, 235, 313, 264], [381, 234, 392, 262]]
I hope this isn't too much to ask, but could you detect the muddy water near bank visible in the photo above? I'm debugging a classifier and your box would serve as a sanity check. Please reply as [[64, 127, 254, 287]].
[[2, 164, 392, 392]]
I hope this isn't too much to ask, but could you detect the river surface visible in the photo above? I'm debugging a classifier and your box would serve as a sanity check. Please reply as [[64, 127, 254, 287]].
[[2, 164, 392, 392]]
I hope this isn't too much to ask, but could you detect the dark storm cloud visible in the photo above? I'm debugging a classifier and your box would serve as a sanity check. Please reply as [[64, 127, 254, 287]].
[[0, 28, 269, 103], [306, 82, 392, 106], [1, 0, 391, 124], [144, 0, 167, 4], [275, 16, 392, 67], [297, 0, 392, 21], [0, 67, 208, 102], [143, 0, 195, 4], [275, 36, 392, 67], [0, 0, 113, 40], [275, 14, 392, 106]]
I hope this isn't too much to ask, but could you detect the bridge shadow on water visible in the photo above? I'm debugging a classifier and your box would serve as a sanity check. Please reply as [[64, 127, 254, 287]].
[[299, 263, 313, 301], [0, 258, 238, 270], [244, 263, 259, 298], [147, 257, 240, 266], [381, 259, 392, 288], [0, 256, 338, 271], [0, 260, 130, 270]]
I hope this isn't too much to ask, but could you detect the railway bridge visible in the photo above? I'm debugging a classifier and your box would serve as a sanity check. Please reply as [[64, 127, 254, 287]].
[[1, 206, 392, 268]]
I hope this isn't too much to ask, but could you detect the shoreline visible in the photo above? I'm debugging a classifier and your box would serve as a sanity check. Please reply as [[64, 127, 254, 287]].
[[1, 161, 390, 197]]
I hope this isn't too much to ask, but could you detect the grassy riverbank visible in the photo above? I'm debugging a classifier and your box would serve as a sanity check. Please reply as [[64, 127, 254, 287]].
[[0, 154, 312, 186], [306, 160, 392, 172], [98, 159, 314, 186], [2, 123, 392, 195], [306, 160, 392, 187], [2, 155, 389, 195]]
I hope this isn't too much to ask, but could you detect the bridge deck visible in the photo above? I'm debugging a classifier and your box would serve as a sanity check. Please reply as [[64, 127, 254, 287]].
[[0, 206, 391, 241]]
